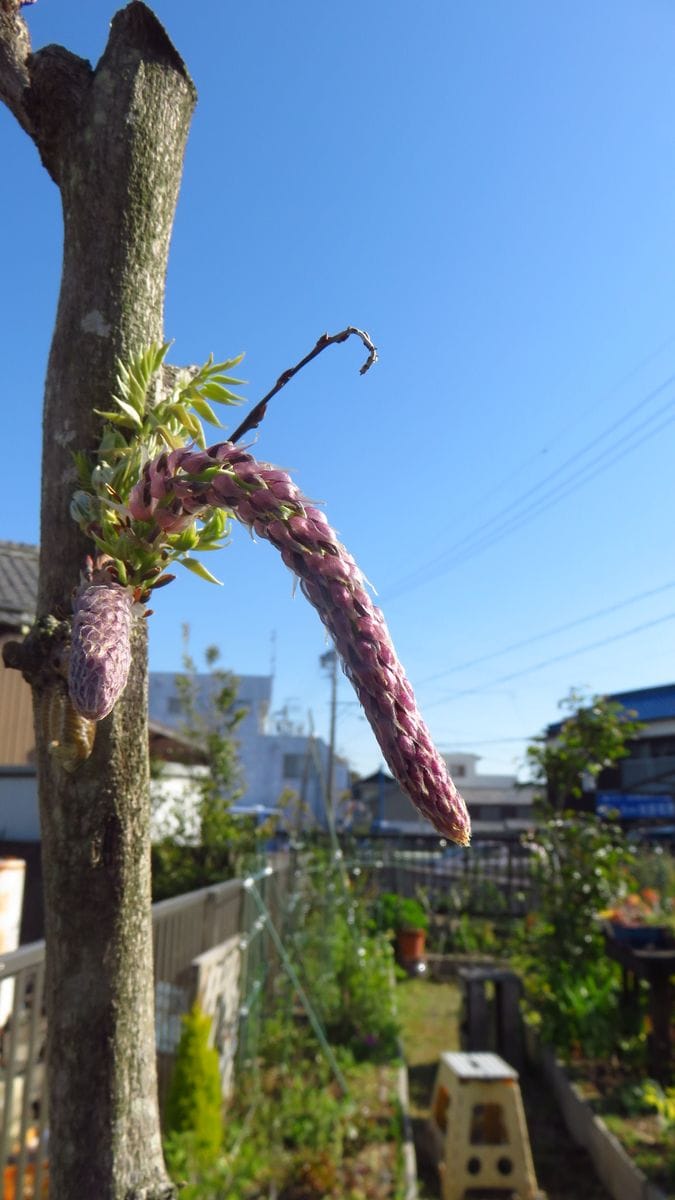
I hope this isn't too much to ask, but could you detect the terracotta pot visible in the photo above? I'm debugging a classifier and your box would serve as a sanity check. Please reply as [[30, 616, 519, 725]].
[[395, 927, 426, 966]]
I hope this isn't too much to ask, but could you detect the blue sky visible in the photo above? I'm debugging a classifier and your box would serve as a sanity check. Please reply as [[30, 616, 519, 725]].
[[3, 1, 675, 782]]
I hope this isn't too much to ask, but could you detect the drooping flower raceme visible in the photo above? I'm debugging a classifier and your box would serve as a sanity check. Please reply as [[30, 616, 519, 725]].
[[68, 566, 136, 721], [125, 443, 471, 845]]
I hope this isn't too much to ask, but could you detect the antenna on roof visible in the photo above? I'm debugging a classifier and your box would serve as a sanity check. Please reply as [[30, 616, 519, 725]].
[[270, 629, 277, 682]]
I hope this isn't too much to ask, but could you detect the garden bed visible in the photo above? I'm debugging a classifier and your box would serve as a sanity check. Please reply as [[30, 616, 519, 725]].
[[541, 1050, 672, 1200], [167, 1054, 411, 1199], [523, 1022, 672, 1200], [164, 854, 415, 1199]]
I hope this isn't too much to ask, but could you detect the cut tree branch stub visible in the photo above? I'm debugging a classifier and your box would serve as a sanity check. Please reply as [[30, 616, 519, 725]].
[[229, 325, 378, 445]]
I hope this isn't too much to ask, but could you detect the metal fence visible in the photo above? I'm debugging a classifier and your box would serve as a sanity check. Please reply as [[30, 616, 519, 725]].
[[352, 833, 537, 918], [0, 860, 291, 1198], [0, 940, 47, 1200]]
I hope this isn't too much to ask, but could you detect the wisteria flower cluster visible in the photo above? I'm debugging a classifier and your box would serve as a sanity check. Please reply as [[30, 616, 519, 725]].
[[69, 344, 470, 844]]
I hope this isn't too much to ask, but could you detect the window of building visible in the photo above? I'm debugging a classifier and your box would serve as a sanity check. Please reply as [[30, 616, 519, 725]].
[[449, 764, 466, 778], [282, 753, 305, 779], [514, 805, 534, 819]]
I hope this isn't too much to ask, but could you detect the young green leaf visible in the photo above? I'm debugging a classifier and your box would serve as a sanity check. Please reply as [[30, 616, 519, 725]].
[[201, 382, 245, 404], [72, 451, 93, 488], [179, 557, 223, 585], [95, 409, 140, 429], [209, 354, 245, 373], [170, 525, 200, 552], [189, 396, 224, 427], [154, 424, 185, 450]]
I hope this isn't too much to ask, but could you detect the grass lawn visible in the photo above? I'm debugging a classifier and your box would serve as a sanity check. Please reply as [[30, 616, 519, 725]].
[[396, 978, 462, 1117], [395, 978, 462, 1199]]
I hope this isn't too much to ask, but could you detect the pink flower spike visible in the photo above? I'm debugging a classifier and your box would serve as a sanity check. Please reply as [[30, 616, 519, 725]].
[[123, 440, 471, 845]]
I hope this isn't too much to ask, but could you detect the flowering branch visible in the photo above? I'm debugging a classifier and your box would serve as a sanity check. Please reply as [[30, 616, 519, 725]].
[[125, 443, 469, 844], [66, 340, 471, 845], [229, 326, 378, 445]]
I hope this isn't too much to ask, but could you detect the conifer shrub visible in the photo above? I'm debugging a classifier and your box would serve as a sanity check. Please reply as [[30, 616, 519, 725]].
[[165, 1003, 223, 1166]]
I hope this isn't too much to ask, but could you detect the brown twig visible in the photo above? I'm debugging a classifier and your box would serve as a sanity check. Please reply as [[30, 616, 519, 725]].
[[229, 325, 377, 445]]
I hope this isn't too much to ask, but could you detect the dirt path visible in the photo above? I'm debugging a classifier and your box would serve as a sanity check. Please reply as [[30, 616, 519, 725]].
[[397, 978, 612, 1200]]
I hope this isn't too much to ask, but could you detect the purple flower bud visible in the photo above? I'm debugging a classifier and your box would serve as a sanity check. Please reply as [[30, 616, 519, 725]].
[[68, 571, 135, 721]]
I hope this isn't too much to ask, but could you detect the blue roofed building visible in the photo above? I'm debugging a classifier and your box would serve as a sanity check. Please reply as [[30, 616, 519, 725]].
[[547, 683, 675, 825]]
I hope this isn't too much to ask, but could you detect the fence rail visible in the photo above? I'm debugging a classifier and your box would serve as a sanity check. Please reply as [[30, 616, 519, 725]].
[[353, 834, 537, 917]]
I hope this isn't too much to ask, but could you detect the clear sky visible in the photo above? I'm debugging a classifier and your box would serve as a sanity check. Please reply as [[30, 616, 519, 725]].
[[3, 1, 675, 784]]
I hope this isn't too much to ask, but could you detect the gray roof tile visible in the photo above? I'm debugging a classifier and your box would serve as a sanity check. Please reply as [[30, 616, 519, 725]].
[[0, 542, 39, 630]]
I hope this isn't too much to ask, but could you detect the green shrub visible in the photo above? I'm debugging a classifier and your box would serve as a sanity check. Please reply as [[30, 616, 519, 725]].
[[294, 901, 401, 1061], [371, 891, 429, 932], [165, 1004, 222, 1166], [450, 913, 499, 955], [510, 810, 639, 1059]]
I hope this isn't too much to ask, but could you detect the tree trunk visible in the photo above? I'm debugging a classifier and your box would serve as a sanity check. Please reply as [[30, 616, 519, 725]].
[[0, 4, 196, 1196]]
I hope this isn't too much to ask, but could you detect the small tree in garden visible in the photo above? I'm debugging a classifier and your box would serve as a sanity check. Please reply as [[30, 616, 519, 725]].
[[0, 4, 197, 1194], [517, 691, 641, 1057], [526, 688, 642, 811], [516, 810, 638, 1057], [0, 5, 470, 1194], [164, 1005, 223, 1168]]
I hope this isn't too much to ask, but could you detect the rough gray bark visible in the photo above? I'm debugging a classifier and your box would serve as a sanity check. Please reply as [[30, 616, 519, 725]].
[[0, 3, 196, 1197]]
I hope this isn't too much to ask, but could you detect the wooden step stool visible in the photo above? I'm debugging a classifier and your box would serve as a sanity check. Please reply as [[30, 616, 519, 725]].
[[429, 1051, 540, 1200]]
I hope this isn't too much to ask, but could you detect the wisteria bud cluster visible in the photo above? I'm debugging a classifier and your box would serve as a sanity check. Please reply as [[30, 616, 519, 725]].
[[68, 562, 136, 722], [125, 443, 471, 845]]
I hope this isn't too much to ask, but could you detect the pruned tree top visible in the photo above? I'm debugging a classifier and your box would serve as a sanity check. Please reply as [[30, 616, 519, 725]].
[[0, 2, 194, 178]]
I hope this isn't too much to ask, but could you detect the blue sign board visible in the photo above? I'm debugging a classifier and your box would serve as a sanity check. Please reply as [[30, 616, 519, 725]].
[[596, 792, 675, 819]]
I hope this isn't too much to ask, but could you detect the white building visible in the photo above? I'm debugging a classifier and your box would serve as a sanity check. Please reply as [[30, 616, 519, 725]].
[[353, 752, 536, 838], [441, 752, 536, 835], [149, 671, 350, 830]]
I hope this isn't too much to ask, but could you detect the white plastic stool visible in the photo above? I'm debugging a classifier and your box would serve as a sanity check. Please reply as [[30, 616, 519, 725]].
[[429, 1051, 540, 1200]]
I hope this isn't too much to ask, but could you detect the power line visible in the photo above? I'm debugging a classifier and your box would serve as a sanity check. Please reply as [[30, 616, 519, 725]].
[[439, 735, 533, 746], [392, 329, 675, 586], [463, 329, 675, 516], [384, 368, 675, 601], [423, 610, 675, 708], [417, 579, 675, 685], [442, 389, 675, 573]]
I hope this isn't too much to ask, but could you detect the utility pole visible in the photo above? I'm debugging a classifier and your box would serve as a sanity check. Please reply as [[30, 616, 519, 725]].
[[320, 648, 339, 819]]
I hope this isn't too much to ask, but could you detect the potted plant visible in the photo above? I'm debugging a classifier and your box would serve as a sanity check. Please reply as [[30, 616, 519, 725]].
[[372, 892, 429, 969], [599, 888, 673, 948]]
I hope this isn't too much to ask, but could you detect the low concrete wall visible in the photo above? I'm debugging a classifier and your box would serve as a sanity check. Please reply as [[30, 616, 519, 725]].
[[397, 1061, 418, 1200], [526, 1025, 666, 1200]]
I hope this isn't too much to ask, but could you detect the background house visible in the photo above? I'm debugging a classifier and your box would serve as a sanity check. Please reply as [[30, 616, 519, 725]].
[[352, 752, 536, 839], [545, 683, 675, 824], [0, 542, 38, 769], [0, 543, 42, 939]]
